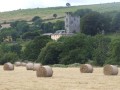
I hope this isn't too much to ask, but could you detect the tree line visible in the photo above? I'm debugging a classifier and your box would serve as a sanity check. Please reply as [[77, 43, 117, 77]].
[[0, 33, 119, 66], [0, 8, 120, 66]]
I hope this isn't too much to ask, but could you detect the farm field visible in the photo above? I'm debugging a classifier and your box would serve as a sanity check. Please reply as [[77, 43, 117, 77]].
[[0, 66, 120, 90]]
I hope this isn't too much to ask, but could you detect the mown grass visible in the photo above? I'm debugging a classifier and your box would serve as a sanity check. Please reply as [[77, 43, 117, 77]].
[[1, 66, 120, 90], [0, 2, 120, 23]]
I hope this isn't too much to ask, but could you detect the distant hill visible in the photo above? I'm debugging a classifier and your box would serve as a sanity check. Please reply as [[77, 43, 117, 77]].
[[0, 2, 120, 23]]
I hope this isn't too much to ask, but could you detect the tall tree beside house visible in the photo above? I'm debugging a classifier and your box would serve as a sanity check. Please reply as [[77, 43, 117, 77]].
[[81, 12, 111, 36], [74, 9, 93, 18], [0, 28, 19, 42], [41, 22, 54, 33]]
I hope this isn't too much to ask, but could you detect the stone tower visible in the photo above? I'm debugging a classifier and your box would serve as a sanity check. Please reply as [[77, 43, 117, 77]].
[[65, 12, 80, 34]]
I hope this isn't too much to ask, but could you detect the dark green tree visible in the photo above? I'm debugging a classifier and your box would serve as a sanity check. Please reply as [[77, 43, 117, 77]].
[[53, 20, 65, 30], [74, 9, 93, 18], [32, 16, 41, 22], [10, 43, 22, 55], [0, 52, 19, 64], [0, 43, 11, 53], [22, 31, 40, 40], [16, 21, 29, 34], [93, 35, 111, 66], [81, 12, 111, 35], [23, 36, 51, 61], [32, 16, 43, 29], [59, 33, 94, 64], [41, 22, 54, 33], [53, 14, 57, 18], [106, 39, 120, 65], [37, 42, 62, 64], [112, 12, 120, 32]]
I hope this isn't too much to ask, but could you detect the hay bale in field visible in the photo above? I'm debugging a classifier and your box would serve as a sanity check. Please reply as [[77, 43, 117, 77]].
[[15, 61, 21, 66], [80, 64, 93, 73], [26, 62, 34, 70], [103, 65, 118, 75], [3, 62, 14, 71], [36, 65, 53, 77], [21, 62, 27, 66], [33, 63, 42, 71]]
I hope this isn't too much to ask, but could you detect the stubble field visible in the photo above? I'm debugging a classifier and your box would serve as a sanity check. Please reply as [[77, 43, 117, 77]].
[[0, 66, 120, 90]]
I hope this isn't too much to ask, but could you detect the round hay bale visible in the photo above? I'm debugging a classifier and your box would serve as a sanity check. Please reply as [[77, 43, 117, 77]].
[[80, 64, 93, 73], [33, 63, 42, 71], [103, 65, 118, 75], [26, 62, 34, 70], [21, 62, 26, 66], [36, 65, 53, 77], [15, 61, 21, 66], [3, 62, 14, 71]]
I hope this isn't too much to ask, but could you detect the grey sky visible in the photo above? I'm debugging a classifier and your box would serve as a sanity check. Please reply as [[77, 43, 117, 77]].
[[0, 0, 119, 12]]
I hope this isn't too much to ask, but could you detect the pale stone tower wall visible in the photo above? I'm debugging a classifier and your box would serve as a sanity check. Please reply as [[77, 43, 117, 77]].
[[65, 12, 80, 33]]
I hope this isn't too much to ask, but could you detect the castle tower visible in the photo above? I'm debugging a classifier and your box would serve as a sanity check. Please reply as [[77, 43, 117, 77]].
[[65, 12, 80, 34]]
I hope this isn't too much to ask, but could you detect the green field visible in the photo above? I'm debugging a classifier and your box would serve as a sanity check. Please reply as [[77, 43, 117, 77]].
[[0, 2, 120, 23]]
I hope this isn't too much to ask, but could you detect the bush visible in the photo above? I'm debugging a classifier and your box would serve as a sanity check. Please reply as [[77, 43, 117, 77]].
[[23, 36, 51, 60], [93, 35, 111, 66], [59, 33, 94, 65], [37, 42, 62, 64], [0, 52, 19, 64], [106, 39, 120, 65]]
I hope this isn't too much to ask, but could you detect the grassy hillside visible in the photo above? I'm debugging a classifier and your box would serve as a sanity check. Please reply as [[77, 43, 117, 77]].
[[0, 2, 120, 23]]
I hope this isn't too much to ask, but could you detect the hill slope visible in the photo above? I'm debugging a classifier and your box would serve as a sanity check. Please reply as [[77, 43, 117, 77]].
[[0, 2, 120, 23]]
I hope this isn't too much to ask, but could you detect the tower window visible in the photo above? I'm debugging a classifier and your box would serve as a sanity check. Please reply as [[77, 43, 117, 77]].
[[70, 21, 73, 24], [74, 18, 76, 21], [66, 18, 68, 22]]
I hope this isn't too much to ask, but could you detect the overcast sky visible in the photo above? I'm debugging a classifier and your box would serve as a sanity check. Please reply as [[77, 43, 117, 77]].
[[0, 0, 120, 12]]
